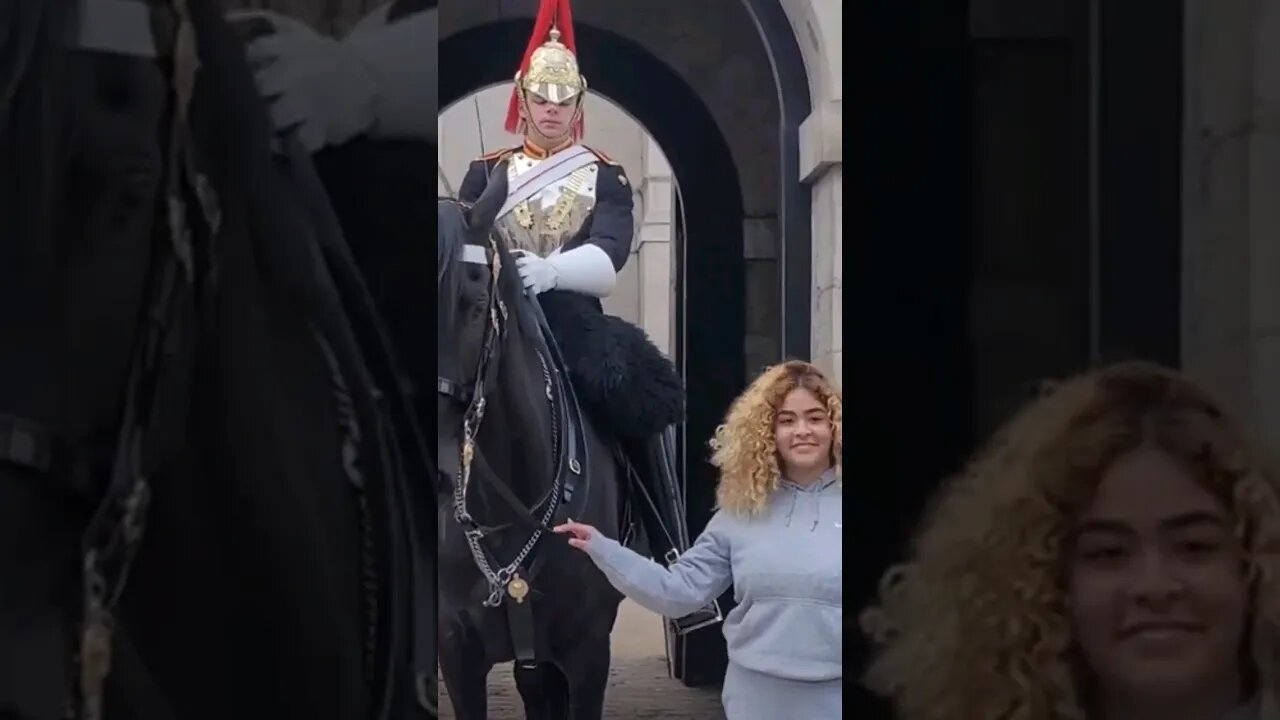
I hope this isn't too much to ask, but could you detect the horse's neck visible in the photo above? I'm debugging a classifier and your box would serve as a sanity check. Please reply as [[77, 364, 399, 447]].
[[477, 328, 555, 508]]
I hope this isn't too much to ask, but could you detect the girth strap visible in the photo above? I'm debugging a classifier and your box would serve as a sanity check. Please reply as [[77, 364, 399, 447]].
[[505, 595, 538, 669]]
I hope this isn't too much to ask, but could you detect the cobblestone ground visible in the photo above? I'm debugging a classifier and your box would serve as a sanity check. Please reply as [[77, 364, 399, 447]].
[[440, 600, 725, 719]]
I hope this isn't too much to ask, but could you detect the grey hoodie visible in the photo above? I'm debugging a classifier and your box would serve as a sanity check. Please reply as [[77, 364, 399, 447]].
[[584, 468, 843, 682]]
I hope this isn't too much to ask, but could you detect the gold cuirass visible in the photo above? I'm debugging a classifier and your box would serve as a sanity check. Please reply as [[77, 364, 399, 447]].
[[496, 148, 599, 258]]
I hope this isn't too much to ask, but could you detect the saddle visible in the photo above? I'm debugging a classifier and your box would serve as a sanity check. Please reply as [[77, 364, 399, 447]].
[[534, 290, 722, 637], [536, 290, 684, 439]]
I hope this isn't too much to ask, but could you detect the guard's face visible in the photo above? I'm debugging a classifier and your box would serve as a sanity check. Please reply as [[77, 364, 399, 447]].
[[773, 388, 833, 477], [1067, 446, 1247, 708], [522, 91, 577, 142]]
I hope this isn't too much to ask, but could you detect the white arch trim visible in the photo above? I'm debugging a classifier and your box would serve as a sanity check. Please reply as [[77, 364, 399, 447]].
[[779, 0, 843, 183]]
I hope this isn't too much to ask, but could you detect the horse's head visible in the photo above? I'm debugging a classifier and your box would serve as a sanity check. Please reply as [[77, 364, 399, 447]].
[[0, 1, 246, 716], [435, 164, 552, 498], [436, 162, 510, 400]]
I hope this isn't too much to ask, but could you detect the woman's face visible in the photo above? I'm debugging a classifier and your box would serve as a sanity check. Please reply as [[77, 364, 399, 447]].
[[1067, 446, 1248, 709], [773, 387, 833, 478]]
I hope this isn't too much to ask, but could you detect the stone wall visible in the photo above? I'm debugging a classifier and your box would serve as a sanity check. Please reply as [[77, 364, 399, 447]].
[[1181, 0, 1280, 455]]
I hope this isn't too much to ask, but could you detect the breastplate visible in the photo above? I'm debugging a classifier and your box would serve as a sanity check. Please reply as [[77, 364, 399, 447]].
[[496, 149, 599, 258]]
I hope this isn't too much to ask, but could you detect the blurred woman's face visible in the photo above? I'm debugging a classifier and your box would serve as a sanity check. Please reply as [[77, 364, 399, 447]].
[[773, 387, 833, 480], [1067, 446, 1247, 713]]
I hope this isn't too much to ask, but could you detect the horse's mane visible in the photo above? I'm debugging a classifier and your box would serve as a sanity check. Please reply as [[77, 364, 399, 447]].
[[0, 0, 78, 262]]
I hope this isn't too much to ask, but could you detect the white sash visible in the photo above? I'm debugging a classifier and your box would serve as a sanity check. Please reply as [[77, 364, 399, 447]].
[[496, 145, 597, 220]]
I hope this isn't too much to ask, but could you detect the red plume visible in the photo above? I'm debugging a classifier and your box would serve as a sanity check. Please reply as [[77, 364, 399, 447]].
[[504, 0, 584, 140]]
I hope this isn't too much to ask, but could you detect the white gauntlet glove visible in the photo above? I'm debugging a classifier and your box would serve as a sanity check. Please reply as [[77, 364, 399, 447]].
[[227, 10, 377, 152], [227, 7, 436, 151], [513, 251, 560, 295], [513, 245, 617, 298]]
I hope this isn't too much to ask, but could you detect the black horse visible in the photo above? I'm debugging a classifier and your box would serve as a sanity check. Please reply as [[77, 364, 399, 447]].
[[436, 170, 630, 720], [0, 0, 432, 718]]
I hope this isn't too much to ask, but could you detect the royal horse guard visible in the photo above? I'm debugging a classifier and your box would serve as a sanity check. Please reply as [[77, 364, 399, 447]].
[[456, 0, 719, 635]]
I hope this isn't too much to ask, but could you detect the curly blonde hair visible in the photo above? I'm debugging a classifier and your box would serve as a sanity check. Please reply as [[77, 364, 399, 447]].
[[859, 361, 1280, 720], [709, 360, 843, 517]]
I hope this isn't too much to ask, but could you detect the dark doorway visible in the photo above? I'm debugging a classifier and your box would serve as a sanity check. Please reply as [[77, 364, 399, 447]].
[[851, 0, 1181, 714]]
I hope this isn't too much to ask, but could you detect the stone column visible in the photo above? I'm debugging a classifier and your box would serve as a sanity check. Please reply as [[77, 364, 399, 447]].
[[1181, 0, 1280, 453], [637, 137, 676, 357], [805, 139, 843, 386], [784, 0, 844, 387]]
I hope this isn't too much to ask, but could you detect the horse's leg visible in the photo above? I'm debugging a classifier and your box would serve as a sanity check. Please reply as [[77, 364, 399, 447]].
[[558, 624, 614, 720], [438, 625, 489, 720], [513, 662, 569, 720]]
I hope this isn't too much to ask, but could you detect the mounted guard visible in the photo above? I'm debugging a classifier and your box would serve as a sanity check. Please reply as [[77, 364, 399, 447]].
[[456, 0, 716, 633]]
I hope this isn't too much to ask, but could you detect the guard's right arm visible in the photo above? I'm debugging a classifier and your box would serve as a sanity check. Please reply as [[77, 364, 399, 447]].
[[456, 160, 490, 204]]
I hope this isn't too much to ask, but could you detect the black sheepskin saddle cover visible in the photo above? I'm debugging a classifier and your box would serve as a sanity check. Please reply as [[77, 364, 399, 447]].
[[537, 290, 685, 439]]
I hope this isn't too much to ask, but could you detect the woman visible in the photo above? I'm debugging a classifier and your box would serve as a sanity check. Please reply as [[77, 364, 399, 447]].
[[860, 361, 1280, 720], [554, 360, 844, 720]]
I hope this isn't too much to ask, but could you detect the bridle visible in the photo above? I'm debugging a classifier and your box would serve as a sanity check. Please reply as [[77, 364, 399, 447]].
[[435, 219, 584, 609], [436, 226, 544, 608], [436, 232, 508, 507]]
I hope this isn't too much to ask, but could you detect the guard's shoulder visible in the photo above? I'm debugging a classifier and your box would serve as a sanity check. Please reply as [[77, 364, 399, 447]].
[[581, 145, 621, 166], [476, 147, 519, 164]]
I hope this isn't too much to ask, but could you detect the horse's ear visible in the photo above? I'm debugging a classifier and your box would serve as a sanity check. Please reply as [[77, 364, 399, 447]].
[[465, 161, 508, 236]]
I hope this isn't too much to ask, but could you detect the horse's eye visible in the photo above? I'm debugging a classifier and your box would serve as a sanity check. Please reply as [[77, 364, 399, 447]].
[[465, 265, 486, 283]]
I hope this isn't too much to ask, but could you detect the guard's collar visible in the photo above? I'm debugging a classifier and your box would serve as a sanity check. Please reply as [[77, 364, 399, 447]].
[[522, 138, 575, 160]]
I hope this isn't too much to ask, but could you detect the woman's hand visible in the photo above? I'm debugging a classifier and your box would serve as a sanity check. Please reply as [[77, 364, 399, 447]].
[[553, 521, 598, 551]]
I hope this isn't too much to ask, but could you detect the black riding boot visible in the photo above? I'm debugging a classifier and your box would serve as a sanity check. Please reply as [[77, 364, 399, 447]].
[[620, 427, 722, 635], [623, 427, 686, 560]]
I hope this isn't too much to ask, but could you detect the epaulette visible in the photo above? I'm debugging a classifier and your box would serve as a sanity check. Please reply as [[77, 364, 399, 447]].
[[581, 145, 621, 166], [476, 147, 518, 163]]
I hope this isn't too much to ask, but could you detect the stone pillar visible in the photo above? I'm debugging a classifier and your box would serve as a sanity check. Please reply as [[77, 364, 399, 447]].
[[784, 0, 844, 387], [637, 137, 676, 357], [1181, 0, 1280, 453], [743, 219, 781, 377], [806, 144, 843, 387]]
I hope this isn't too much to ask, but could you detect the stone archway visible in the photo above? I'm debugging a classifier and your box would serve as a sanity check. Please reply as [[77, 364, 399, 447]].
[[440, 0, 819, 686]]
